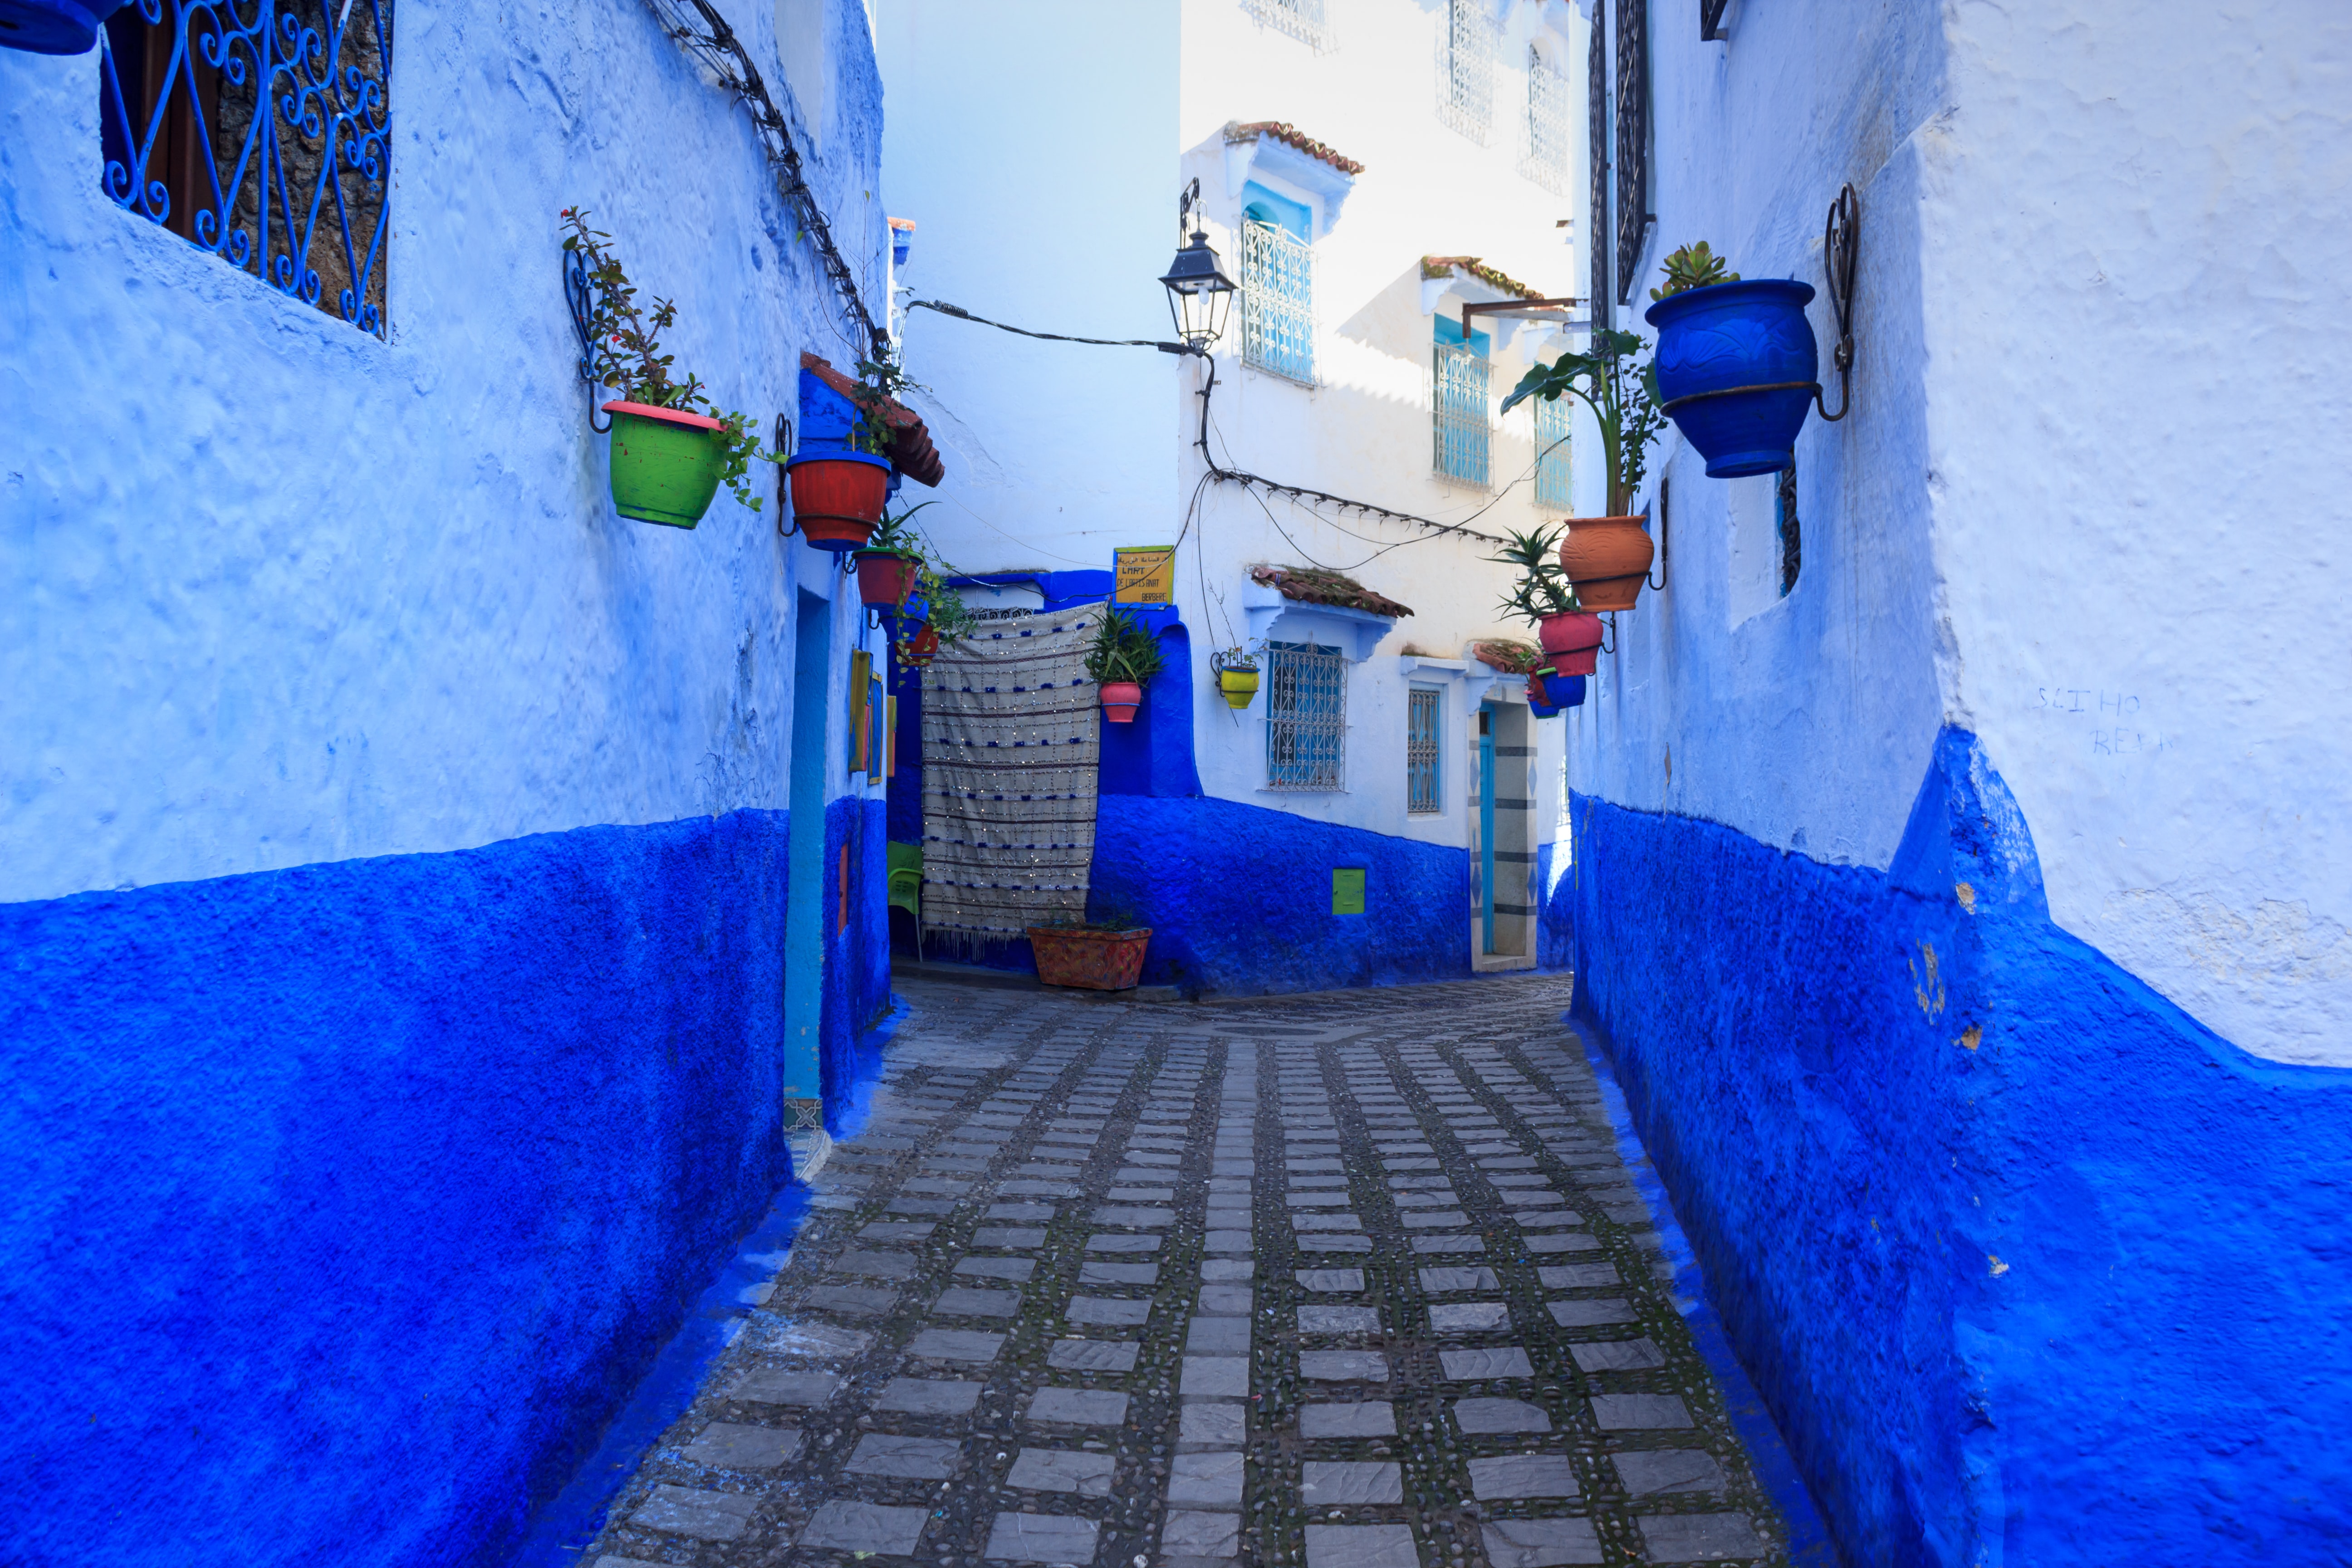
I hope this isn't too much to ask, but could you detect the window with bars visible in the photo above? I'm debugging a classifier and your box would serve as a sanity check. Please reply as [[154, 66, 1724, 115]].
[[1266, 642, 1347, 790], [1613, 0, 1651, 304], [1433, 318, 1492, 488], [1239, 185, 1316, 385], [1534, 395, 1574, 510], [1435, 0, 1496, 144], [1587, 7, 1610, 330], [1407, 687, 1442, 813], [99, 0, 393, 338], [1519, 44, 1572, 194], [1245, 0, 1333, 53]]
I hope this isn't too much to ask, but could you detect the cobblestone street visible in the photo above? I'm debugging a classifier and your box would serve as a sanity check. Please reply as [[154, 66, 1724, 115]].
[[586, 976, 1788, 1568]]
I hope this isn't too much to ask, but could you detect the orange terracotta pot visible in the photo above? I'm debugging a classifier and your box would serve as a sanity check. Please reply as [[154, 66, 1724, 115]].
[[1558, 516, 1654, 612], [1028, 926, 1152, 990]]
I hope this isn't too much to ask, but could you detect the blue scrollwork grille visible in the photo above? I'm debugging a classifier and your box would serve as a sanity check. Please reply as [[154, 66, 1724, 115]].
[[98, 0, 393, 338]]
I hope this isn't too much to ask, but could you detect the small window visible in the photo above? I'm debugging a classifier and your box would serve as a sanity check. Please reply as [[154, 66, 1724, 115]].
[[1245, 0, 1333, 53], [1436, 0, 1497, 144], [99, 1, 393, 338], [1407, 686, 1442, 813], [1777, 461, 1801, 595], [1240, 182, 1316, 385], [1267, 641, 1346, 790], [1519, 43, 1572, 194], [1433, 317, 1492, 487], [1534, 395, 1573, 510]]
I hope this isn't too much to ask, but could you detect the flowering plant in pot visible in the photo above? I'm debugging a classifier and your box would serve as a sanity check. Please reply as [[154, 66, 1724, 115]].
[[1501, 328, 1667, 612], [855, 501, 933, 609], [892, 562, 976, 662], [1027, 912, 1152, 992], [562, 209, 776, 529], [1490, 525, 1603, 676], [787, 352, 924, 549], [1645, 241, 1820, 478], [1209, 646, 1260, 710], [1083, 608, 1165, 724]]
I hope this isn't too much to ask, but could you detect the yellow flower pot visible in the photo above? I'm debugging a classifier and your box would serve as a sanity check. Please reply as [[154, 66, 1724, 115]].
[[1217, 667, 1259, 710]]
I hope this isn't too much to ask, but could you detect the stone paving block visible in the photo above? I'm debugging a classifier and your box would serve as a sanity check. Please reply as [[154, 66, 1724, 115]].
[[1205, 1228, 1256, 1252], [1088, 1233, 1161, 1252], [1637, 1512, 1764, 1561], [630, 1484, 759, 1542], [1453, 1396, 1552, 1433], [1590, 1393, 1695, 1429], [1304, 1522, 1419, 1568], [1198, 1284, 1253, 1313], [593, 1556, 668, 1568], [1187, 1317, 1252, 1353], [1612, 1449, 1729, 1495], [1163, 1509, 1243, 1558], [985, 1511, 1100, 1564], [1300, 1234, 1375, 1253], [1540, 1263, 1622, 1289], [731, 1369, 842, 1406], [1182, 1355, 1249, 1396], [973, 1226, 1049, 1247], [1297, 1269, 1367, 1293], [888, 1197, 959, 1215], [991, 1201, 1065, 1219], [1068, 1296, 1153, 1327], [1287, 1190, 1351, 1208], [1299, 1350, 1390, 1382], [1526, 1232, 1602, 1253], [1302, 1460, 1405, 1504], [1007, 1446, 1118, 1496], [1299, 1305, 1381, 1333], [1299, 1400, 1396, 1438], [1201, 1259, 1255, 1282], [803, 1284, 898, 1317], [764, 1320, 872, 1361], [1470, 1453, 1581, 1499], [1546, 1299, 1638, 1330], [957, 1255, 1039, 1281], [1049, 1337, 1142, 1372], [906, 1328, 1005, 1364], [1293, 1211, 1363, 1231], [1081, 1260, 1159, 1285], [1383, 1157, 1440, 1170], [846, 1432, 962, 1479], [833, 1249, 918, 1279], [935, 1286, 1024, 1318], [1287, 1157, 1344, 1172], [1180, 1402, 1245, 1444], [1482, 1516, 1606, 1566], [1029, 1386, 1131, 1426], [874, 1377, 984, 1415], [1112, 1185, 1179, 1201], [1093, 1205, 1175, 1227], [1440, 1347, 1535, 1379], [1430, 1301, 1510, 1332], [1412, 1235, 1484, 1253], [1478, 1156, 1539, 1170], [1571, 1337, 1666, 1372], [1169, 1449, 1247, 1507], [1211, 1159, 1255, 1176], [681, 1421, 801, 1469]]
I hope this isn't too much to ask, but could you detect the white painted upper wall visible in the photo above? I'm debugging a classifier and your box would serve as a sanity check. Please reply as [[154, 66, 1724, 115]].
[[0, 0, 890, 905], [1570, 0, 2352, 1064]]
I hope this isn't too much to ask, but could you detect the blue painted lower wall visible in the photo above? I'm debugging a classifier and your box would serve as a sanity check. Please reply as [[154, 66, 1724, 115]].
[[0, 808, 885, 1568], [1088, 795, 1474, 997], [1564, 730, 2352, 1566]]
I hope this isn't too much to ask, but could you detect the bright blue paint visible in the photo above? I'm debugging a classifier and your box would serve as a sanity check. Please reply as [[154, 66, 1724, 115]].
[[1478, 707, 1496, 954], [1241, 180, 1310, 242], [1644, 278, 1820, 479], [1434, 313, 1490, 355], [0, 813, 820, 1568], [1563, 727, 2352, 1565], [784, 590, 832, 1102]]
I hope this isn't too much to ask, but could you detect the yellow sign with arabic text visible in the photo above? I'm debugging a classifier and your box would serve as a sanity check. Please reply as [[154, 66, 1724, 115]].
[[1113, 545, 1177, 607]]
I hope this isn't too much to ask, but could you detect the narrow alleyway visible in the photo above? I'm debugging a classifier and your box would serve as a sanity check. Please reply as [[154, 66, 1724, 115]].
[[585, 976, 1788, 1567]]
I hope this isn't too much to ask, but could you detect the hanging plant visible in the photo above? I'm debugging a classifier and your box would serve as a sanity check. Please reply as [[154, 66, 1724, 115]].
[[1645, 239, 1820, 478], [855, 501, 934, 609], [1501, 328, 1667, 612], [561, 209, 777, 529], [1084, 608, 1166, 725], [1209, 646, 1261, 710], [1489, 526, 1603, 674]]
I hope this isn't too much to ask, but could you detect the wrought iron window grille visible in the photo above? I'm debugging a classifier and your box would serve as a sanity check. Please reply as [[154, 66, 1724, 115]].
[[1266, 642, 1347, 791], [1245, 0, 1334, 54], [1239, 219, 1317, 387], [1436, 0, 1497, 145], [1433, 341, 1493, 489], [1518, 44, 1573, 196], [98, 0, 392, 338], [1534, 396, 1574, 510], [1406, 686, 1442, 814], [1586, 8, 1610, 331], [1613, 0, 1651, 306], [1700, 0, 1730, 41]]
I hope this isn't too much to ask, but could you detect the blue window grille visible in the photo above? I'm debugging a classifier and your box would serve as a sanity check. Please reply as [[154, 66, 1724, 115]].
[[1240, 184, 1315, 386], [1267, 641, 1346, 790], [1534, 394, 1573, 509], [99, 0, 393, 338], [1407, 686, 1442, 813], [1434, 318, 1492, 486], [1519, 43, 1572, 195]]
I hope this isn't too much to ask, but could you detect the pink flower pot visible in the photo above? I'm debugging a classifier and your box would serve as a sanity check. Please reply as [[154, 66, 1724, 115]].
[[1099, 681, 1143, 723], [1537, 611, 1606, 676]]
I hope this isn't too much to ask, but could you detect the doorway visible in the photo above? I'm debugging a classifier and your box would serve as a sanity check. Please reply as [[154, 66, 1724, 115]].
[[783, 590, 831, 1129]]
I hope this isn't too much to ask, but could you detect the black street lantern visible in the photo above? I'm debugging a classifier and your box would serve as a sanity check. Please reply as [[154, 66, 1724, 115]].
[[1159, 179, 1235, 352]]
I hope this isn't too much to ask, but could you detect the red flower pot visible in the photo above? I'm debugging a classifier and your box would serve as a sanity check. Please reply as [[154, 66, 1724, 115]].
[[1099, 681, 1143, 723], [1536, 610, 1606, 676], [899, 624, 941, 667], [856, 550, 921, 608], [787, 454, 889, 549], [1558, 516, 1654, 612], [1027, 926, 1152, 991]]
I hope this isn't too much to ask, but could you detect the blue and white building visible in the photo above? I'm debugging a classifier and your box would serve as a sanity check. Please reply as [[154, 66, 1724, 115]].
[[0, 1, 912, 1559]]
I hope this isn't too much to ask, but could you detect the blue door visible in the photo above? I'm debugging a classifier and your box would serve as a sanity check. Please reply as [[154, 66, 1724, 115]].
[[1478, 703, 1496, 955]]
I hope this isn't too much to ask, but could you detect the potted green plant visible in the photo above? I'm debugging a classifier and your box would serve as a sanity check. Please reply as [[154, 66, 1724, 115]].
[[1084, 608, 1166, 724], [1026, 913, 1153, 991], [1209, 646, 1259, 710], [855, 501, 934, 609], [1646, 240, 1820, 477], [1489, 525, 1603, 676], [562, 209, 776, 529], [1501, 327, 1669, 611]]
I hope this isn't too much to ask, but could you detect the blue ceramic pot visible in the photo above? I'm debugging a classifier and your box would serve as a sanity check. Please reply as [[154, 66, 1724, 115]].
[[1528, 697, 1561, 719], [1645, 279, 1819, 478], [898, 592, 931, 627], [0, 0, 126, 54], [1539, 670, 1587, 708]]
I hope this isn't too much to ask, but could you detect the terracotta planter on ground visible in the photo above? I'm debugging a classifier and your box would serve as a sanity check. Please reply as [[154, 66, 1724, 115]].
[[786, 452, 890, 549], [1028, 926, 1152, 991], [1558, 517, 1654, 612], [1536, 611, 1606, 676], [1099, 681, 1143, 723]]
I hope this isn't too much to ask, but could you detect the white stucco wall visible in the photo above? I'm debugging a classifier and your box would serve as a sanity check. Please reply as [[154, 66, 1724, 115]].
[[1568, 0, 2352, 1064], [0, 0, 892, 905]]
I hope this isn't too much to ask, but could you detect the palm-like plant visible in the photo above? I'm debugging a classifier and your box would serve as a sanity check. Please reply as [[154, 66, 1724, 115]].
[[1487, 525, 1580, 624], [1499, 328, 1668, 517]]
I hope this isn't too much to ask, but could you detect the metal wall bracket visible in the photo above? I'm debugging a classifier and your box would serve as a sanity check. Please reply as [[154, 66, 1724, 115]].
[[1815, 183, 1860, 422], [563, 248, 613, 434]]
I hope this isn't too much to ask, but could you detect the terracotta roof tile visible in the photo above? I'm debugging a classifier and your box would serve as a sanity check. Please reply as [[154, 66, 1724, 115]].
[[1420, 255, 1542, 300], [1473, 639, 1541, 674], [1250, 564, 1413, 618], [1224, 120, 1366, 177], [801, 352, 944, 487]]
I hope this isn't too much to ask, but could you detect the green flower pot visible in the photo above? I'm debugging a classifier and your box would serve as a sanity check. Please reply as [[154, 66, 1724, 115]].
[[603, 400, 726, 528]]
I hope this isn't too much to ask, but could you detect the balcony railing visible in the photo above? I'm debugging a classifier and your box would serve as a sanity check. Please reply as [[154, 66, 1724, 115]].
[[1240, 220, 1317, 386], [1434, 343, 1492, 488]]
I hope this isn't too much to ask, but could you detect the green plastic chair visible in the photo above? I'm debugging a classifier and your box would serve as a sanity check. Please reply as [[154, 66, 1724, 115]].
[[887, 843, 924, 954]]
